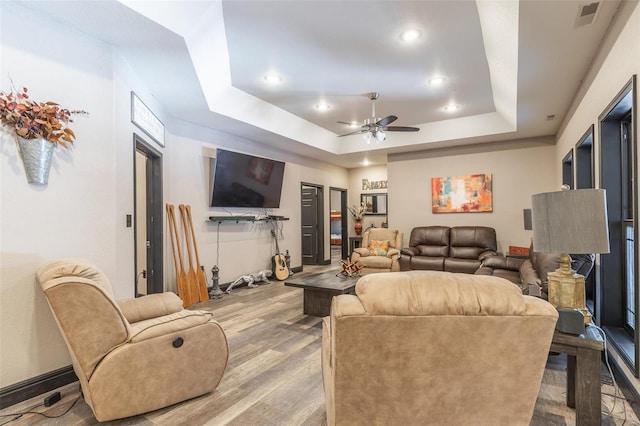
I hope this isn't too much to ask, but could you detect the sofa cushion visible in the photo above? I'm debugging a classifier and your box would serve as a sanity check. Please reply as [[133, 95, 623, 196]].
[[354, 271, 528, 316], [449, 226, 497, 256], [410, 256, 445, 271], [444, 258, 481, 274], [368, 239, 390, 256], [409, 226, 450, 257]]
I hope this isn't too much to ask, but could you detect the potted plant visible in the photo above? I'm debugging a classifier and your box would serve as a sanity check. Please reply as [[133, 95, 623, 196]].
[[0, 85, 87, 184], [348, 202, 366, 235]]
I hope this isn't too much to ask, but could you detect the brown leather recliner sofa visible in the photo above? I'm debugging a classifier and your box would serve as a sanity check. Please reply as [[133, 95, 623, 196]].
[[399, 226, 497, 273], [475, 249, 595, 299]]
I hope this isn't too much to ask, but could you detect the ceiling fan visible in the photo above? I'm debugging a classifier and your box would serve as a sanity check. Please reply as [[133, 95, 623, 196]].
[[338, 92, 420, 143]]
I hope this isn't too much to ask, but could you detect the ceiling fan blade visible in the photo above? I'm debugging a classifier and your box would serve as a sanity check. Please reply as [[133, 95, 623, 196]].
[[338, 129, 367, 137], [385, 126, 420, 132], [376, 115, 397, 127], [337, 120, 359, 126]]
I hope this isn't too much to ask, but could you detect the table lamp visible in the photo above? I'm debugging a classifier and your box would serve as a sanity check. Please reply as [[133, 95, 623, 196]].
[[531, 186, 609, 324]]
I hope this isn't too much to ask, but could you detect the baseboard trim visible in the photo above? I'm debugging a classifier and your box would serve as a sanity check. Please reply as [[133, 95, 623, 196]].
[[607, 352, 640, 420], [0, 366, 77, 410]]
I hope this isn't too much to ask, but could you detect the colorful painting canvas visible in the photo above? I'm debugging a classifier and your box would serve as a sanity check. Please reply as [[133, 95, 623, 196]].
[[431, 174, 493, 213]]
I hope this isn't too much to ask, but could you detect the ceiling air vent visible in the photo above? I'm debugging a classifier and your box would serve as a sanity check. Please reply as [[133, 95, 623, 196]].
[[575, 2, 600, 28]]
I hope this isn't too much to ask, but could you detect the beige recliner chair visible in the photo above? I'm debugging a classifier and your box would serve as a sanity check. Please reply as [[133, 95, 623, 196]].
[[322, 271, 558, 426], [37, 258, 229, 422], [350, 228, 403, 273]]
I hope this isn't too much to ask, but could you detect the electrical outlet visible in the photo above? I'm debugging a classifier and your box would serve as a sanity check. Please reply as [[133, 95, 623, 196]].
[[142, 270, 147, 279]]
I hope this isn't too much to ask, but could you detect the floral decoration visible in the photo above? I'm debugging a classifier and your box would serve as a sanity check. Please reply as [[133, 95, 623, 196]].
[[0, 85, 87, 148]]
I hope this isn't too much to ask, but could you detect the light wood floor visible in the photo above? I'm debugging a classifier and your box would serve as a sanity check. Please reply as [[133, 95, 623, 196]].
[[2, 263, 639, 425]]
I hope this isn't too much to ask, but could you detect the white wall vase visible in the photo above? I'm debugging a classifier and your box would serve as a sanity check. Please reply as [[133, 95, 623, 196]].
[[16, 136, 54, 184]]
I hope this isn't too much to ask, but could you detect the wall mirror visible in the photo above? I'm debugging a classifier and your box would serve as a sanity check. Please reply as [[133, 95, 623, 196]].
[[361, 193, 388, 215]]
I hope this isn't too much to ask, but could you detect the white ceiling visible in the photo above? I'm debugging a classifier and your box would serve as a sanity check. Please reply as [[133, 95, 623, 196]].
[[15, 0, 622, 168]]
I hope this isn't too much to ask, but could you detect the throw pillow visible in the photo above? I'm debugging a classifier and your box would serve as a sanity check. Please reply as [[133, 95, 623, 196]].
[[369, 240, 390, 256]]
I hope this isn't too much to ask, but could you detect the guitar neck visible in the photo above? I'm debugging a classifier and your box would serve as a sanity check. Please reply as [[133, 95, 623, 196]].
[[272, 229, 281, 254]]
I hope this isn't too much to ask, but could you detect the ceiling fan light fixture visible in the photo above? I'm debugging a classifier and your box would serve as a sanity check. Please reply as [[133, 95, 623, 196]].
[[375, 129, 386, 143], [363, 132, 373, 144], [400, 29, 422, 42]]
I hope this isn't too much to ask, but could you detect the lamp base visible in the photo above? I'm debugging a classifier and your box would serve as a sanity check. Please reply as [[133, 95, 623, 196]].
[[547, 253, 591, 324]]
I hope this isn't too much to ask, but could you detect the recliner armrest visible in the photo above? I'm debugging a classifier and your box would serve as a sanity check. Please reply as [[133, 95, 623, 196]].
[[118, 292, 184, 324], [128, 310, 215, 342], [400, 247, 419, 257], [481, 255, 524, 272], [387, 248, 399, 258], [478, 250, 498, 261], [353, 247, 370, 257]]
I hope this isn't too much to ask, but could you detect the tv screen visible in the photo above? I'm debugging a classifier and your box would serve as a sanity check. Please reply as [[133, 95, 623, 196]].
[[210, 149, 285, 208]]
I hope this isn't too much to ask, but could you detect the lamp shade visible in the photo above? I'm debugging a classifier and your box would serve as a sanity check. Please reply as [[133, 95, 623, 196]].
[[531, 188, 610, 254]]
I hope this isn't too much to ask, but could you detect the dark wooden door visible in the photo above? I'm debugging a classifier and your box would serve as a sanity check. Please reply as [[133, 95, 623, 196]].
[[301, 186, 319, 265]]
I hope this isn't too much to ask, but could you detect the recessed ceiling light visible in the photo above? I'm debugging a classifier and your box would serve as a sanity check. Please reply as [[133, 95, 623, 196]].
[[400, 29, 422, 42], [443, 104, 460, 112], [349, 121, 360, 128], [315, 103, 330, 111], [428, 76, 446, 86], [263, 73, 282, 84], [363, 159, 370, 166]]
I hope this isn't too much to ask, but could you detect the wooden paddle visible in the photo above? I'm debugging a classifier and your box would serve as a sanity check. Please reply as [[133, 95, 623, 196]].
[[179, 204, 200, 304], [166, 204, 191, 307], [186, 205, 209, 302]]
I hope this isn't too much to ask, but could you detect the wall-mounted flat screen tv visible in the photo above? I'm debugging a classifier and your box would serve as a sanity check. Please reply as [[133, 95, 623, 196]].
[[210, 149, 286, 208]]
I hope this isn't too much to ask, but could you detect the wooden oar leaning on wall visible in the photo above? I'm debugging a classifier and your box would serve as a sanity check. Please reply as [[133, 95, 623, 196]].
[[179, 204, 203, 305], [185, 205, 209, 302], [166, 203, 193, 307]]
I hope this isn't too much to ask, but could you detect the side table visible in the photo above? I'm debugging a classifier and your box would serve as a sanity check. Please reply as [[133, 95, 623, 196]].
[[348, 236, 362, 256], [550, 325, 605, 426]]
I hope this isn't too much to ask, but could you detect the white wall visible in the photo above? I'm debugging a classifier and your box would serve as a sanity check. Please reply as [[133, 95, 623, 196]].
[[0, 2, 120, 386], [387, 141, 557, 253], [0, 1, 348, 388], [165, 120, 348, 285], [554, 0, 640, 392]]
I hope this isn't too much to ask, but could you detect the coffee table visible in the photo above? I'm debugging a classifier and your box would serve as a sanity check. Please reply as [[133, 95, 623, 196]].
[[285, 270, 358, 317]]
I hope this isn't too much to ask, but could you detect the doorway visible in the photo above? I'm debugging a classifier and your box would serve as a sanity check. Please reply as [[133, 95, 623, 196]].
[[134, 134, 163, 296], [301, 183, 324, 265], [329, 187, 348, 264]]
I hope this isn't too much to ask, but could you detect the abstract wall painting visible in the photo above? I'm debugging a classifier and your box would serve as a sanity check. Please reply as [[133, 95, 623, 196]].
[[431, 174, 493, 213]]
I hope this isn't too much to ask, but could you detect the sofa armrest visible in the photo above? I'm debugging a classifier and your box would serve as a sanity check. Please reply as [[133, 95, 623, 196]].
[[519, 259, 542, 290], [128, 310, 214, 343], [387, 248, 399, 258], [478, 250, 498, 261], [400, 247, 419, 257], [353, 247, 370, 257], [482, 255, 524, 272], [117, 292, 184, 324]]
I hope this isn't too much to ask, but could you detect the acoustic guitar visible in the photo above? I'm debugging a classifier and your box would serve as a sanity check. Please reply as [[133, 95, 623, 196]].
[[271, 229, 289, 281]]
